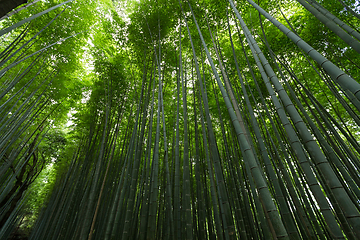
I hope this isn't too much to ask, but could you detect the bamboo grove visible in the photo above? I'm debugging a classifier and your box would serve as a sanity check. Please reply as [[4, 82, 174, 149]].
[[1, 0, 360, 239]]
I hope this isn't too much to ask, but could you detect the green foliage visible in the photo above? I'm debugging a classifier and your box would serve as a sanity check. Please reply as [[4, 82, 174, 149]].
[[2, 0, 360, 239]]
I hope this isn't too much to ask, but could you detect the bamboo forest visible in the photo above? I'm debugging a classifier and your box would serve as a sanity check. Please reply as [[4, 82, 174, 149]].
[[1, 0, 360, 239]]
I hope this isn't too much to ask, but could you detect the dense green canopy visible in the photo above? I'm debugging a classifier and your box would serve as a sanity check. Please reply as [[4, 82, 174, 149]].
[[1, 0, 360, 239]]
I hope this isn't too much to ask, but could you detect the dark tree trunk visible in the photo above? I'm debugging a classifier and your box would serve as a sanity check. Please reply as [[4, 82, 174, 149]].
[[0, 133, 40, 228], [0, 0, 28, 18], [0, 184, 29, 228]]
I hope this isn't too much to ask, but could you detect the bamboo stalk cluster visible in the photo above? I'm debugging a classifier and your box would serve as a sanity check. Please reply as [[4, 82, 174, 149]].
[[1, 0, 360, 239]]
